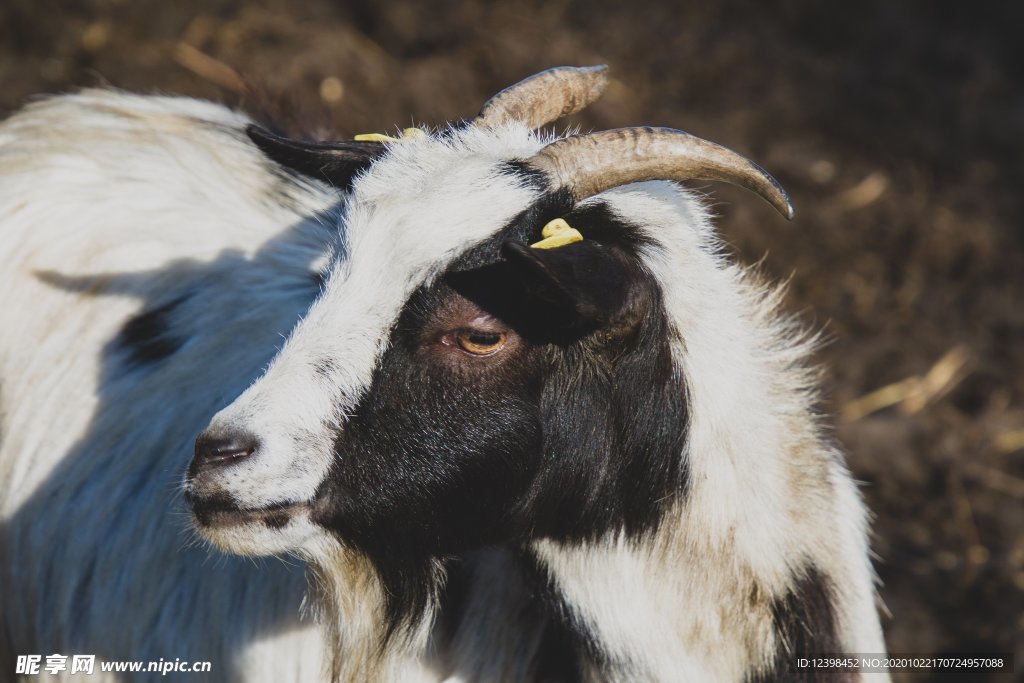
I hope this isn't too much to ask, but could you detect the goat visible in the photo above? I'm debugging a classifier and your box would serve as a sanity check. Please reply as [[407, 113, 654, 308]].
[[184, 66, 890, 682], [0, 91, 339, 680]]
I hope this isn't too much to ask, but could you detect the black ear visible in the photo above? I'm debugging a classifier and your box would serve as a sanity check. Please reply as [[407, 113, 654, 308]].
[[246, 125, 387, 190], [499, 240, 638, 334]]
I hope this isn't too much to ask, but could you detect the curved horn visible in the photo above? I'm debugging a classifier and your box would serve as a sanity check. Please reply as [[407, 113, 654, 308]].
[[475, 65, 610, 130], [527, 127, 794, 219]]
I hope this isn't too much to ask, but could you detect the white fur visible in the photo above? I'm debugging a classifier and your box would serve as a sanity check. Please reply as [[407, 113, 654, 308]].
[[0, 91, 338, 681]]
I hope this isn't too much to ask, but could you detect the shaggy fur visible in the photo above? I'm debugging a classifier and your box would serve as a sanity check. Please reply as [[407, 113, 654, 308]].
[[187, 118, 889, 681], [0, 86, 888, 683], [0, 91, 339, 681]]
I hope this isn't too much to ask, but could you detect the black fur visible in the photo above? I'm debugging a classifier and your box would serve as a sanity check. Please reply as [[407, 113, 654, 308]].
[[434, 557, 472, 647], [115, 295, 188, 367], [516, 553, 597, 682], [496, 159, 550, 192], [314, 357, 337, 379], [261, 510, 291, 530], [435, 553, 590, 683], [186, 489, 240, 527], [309, 268, 328, 291], [532, 610, 588, 683], [246, 125, 387, 191], [310, 189, 689, 635], [747, 566, 853, 683]]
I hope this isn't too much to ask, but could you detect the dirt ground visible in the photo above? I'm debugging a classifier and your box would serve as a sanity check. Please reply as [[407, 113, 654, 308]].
[[1, 1, 1021, 680]]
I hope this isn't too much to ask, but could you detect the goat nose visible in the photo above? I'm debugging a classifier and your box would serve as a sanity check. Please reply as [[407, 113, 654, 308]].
[[192, 429, 259, 472]]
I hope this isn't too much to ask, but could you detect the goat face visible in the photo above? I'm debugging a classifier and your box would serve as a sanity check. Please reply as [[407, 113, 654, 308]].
[[183, 128, 690, 614]]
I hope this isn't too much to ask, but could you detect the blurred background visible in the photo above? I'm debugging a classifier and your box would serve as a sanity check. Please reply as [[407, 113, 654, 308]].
[[1, 1, 1020, 680]]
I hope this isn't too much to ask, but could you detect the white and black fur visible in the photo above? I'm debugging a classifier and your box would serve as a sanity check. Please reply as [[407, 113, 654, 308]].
[[0, 76, 888, 682], [0, 91, 351, 681], [184, 110, 890, 680]]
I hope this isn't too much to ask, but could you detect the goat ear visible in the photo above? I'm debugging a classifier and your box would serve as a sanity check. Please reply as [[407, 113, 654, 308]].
[[499, 240, 637, 332], [246, 125, 386, 190]]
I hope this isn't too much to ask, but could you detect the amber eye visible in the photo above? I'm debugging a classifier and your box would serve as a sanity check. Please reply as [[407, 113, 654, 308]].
[[454, 329, 506, 356]]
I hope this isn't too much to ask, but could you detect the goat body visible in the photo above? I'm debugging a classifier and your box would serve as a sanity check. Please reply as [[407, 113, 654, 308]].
[[0, 69, 889, 683], [0, 91, 335, 681]]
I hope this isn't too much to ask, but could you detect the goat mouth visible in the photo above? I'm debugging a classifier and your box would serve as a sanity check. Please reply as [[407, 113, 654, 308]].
[[190, 497, 309, 530]]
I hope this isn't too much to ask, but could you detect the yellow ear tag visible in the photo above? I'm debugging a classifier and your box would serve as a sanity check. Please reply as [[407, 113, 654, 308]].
[[530, 218, 583, 249], [353, 127, 426, 143]]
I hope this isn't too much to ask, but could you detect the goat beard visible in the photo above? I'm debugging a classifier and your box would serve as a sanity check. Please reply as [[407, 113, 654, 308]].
[[305, 543, 442, 683]]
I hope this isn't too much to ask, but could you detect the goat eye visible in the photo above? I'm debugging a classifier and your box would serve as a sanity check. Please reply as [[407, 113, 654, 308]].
[[454, 330, 506, 356]]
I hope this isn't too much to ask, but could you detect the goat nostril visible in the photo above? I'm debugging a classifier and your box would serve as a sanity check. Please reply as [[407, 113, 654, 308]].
[[193, 429, 259, 470]]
